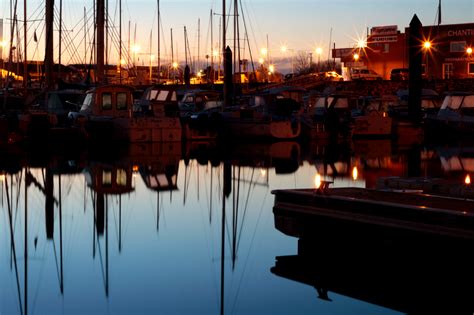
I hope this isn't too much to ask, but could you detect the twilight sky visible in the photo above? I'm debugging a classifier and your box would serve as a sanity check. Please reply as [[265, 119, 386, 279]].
[[0, 0, 472, 67]]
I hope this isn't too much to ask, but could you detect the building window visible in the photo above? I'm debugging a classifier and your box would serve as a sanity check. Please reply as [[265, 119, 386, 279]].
[[383, 44, 390, 53], [469, 63, 474, 75], [450, 41, 466, 53]]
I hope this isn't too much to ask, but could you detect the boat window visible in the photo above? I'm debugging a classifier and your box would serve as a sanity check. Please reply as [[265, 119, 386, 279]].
[[148, 90, 159, 100], [102, 170, 112, 186], [102, 93, 112, 110], [441, 96, 463, 110], [462, 95, 474, 108], [183, 95, 194, 103], [334, 98, 348, 108], [116, 169, 128, 186], [117, 92, 128, 110], [156, 90, 169, 101], [315, 97, 326, 108], [80, 93, 93, 111]]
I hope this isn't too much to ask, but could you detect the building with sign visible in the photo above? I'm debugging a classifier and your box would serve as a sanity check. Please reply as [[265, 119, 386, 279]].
[[333, 22, 474, 80]]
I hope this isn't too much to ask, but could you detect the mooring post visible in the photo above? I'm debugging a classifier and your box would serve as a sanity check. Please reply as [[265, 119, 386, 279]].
[[408, 14, 423, 125], [224, 46, 233, 107]]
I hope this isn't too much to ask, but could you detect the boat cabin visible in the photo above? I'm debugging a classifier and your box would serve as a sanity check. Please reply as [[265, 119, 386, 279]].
[[80, 85, 134, 118], [438, 93, 474, 115], [139, 86, 180, 117], [178, 90, 223, 114]]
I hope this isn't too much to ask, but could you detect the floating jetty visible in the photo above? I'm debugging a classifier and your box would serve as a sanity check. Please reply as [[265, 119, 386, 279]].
[[272, 183, 474, 313], [272, 185, 474, 239]]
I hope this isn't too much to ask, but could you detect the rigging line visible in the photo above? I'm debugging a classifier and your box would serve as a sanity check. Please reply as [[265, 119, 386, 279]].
[[53, 9, 84, 65], [66, 7, 96, 65], [51, 238, 62, 290], [231, 186, 268, 315], [236, 167, 255, 251], [5, 178, 24, 315], [58, 6, 94, 62], [239, 0, 256, 75]]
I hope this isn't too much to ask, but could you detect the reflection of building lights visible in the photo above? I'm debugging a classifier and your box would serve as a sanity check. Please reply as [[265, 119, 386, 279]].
[[0, 174, 4, 182], [352, 166, 358, 181], [465, 174, 471, 185], [260, 169, 267, 177], [314, 173, 322, 189]]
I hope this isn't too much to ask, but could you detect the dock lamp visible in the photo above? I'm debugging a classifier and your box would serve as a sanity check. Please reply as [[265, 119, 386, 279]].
[[467, 47, 473, 56]]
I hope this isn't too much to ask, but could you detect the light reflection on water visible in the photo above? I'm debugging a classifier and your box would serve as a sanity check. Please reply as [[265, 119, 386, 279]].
[[0, 139, 467, 314]]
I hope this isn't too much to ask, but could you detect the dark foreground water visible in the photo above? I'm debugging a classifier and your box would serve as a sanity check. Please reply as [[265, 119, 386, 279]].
[[0, 140, 470, 314]]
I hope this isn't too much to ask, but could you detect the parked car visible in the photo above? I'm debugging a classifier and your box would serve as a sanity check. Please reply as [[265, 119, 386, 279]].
[[324, 71, 344, 81], [351, 68, 383, 81], [390, 68, 409, 80]]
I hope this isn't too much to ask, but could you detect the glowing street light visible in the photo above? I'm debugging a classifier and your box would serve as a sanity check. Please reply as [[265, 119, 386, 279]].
[[353, 53, 360, 62], [172, 62, 178, 69], [269, 64, 275, 73], [280, 45, 287, 53], [423, 41, 432, 50], [260, 47, 268, 56], [315, 47, 322, 71], [357, 39, 367, 49], [258, 57, 264, 65], [467, 47, 473, 55]]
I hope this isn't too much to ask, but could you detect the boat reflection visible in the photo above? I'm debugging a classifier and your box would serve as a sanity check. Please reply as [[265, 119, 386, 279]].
[[271, 200, 474, 314]]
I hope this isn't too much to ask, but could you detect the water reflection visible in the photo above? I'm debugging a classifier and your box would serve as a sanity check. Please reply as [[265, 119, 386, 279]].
[[0, 140, 471, 314], [272, 204, 474, 313]]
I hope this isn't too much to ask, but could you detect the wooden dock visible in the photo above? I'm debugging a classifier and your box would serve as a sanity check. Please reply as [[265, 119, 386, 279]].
[[272, 187, 474, 239]]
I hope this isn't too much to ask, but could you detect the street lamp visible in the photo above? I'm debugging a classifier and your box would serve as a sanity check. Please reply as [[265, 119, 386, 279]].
[[353, 53, 360, 62], [467, 47, 473, 56], [423, 40, 432, 78], [315, 47, 322, 72]]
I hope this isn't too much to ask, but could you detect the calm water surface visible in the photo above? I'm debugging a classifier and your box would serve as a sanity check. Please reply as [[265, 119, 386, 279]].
[[0, 140, 467, 314]]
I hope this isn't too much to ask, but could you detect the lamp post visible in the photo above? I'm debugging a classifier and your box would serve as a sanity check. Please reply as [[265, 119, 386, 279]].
[[281, 46, 295, 74], [316, 47, 322, 72], [423, 40, 431, 78]]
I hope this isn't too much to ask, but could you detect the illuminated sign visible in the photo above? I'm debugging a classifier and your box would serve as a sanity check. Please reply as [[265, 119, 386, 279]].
[[332, 48, 353, 58], [448, 29, 474, 37], [371, 36, 398, 43], [371, 25, 398, 36]]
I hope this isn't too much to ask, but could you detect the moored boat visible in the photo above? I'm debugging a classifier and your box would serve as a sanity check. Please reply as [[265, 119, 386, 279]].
[[69, 84, 182, 143]]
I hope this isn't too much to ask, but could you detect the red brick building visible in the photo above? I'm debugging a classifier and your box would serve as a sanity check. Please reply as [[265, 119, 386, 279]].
[[333, 22, 474, 80]]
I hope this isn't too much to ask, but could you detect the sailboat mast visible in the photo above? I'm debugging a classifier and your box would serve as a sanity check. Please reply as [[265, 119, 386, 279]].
[[23, 0, 27, 88], [197, 18, 200, 73], [119, 0, 122, 83], [210, 10, 214, 83], [157, 0, 160, 81], [58, 0, 62, 79], [45, 0, 54, 87], [184, 26, 188, 66], [96, 0, 105, 83]]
